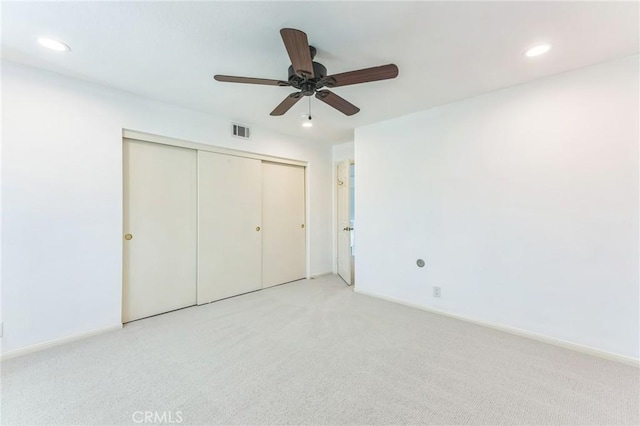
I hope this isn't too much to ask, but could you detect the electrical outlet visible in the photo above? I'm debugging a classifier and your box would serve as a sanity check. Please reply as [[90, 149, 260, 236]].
[[433, 286, 441, 298]]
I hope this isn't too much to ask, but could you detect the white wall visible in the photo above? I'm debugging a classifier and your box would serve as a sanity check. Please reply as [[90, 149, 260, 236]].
[[1, 61, 333, 354], [355, 55, 639, 360]]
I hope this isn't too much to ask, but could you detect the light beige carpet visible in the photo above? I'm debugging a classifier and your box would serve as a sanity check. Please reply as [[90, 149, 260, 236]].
[[2, 274, 638, 425]]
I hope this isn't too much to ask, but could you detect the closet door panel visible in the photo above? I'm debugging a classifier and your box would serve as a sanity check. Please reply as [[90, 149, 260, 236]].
[[123, 140, 197, 322], [198, 152, 262, 303], [262, 162, 306, 288]]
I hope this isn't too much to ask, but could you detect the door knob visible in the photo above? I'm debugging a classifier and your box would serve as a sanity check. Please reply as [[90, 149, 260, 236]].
[[301, 224, 305, 229], [124, 234, 133, 240], [343, 227, 354, 231], [256, 226, 261, 232]]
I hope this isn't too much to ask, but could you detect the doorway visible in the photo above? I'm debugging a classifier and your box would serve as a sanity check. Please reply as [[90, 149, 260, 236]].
[[337, 161, 355, 285]]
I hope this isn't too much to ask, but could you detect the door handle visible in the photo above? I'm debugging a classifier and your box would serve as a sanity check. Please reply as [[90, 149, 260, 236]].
[[343, 227, 354, 231], [124, 234, 133, 240]]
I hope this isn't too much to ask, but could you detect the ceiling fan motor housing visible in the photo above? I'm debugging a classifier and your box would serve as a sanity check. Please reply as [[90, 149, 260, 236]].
[[287, 60, 327, 95]]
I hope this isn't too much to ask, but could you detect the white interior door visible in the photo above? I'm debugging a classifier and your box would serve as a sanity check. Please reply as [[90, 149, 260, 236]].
[[123, 140, 197, 322], [337, 160, 352, 285], [198, 152, 262, 303], [262, 162, 306, 288]]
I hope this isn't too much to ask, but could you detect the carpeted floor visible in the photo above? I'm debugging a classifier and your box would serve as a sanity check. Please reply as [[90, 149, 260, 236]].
[[2, 274, 639, 425]]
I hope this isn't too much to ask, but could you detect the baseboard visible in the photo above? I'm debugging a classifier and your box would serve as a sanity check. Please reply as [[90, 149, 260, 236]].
[[354, 288, 640, 368], [1, 324, 123, 361]]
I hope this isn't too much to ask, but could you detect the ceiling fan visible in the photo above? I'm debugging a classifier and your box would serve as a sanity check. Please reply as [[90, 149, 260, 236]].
[[214, 28, 399, 117]]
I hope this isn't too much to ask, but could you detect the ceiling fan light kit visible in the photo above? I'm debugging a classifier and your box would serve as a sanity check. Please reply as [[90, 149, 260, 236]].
[[301, 99, 313, 128], [214, 28, 399, 118]]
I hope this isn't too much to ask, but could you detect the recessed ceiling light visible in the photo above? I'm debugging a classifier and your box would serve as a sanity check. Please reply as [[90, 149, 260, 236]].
[[524, 43, 551, 58], [37, 37, 70, 52], [302, 120, 313, 128]]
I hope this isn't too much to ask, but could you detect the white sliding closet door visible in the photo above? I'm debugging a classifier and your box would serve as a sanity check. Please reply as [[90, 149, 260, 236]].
[[262, 162, 306, 288], [198, 152, 262, 303], [123, 140, 197, 322]]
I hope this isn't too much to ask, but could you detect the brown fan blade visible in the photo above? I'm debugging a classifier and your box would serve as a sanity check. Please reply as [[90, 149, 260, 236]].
[[214, 75, 289, 86], [280, 28, 314, 79], [322, 64, 398, 88], [270, 92, 304, 116], [315, 90, 360, 116]]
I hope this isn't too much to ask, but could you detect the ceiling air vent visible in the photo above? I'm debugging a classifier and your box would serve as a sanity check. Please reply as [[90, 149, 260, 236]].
[[232, 124, 251, 140]]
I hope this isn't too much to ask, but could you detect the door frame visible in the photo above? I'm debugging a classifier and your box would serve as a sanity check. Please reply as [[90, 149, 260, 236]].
[[123, 130, 306, 167], [121, 129, 310, 322]]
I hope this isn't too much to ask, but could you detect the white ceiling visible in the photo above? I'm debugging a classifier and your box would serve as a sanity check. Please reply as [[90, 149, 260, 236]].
[[2, 1, 638, 144]]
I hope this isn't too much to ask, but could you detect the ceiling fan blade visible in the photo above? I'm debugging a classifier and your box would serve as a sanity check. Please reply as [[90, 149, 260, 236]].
[[322, 64, 398, 88], [315, 90, 360, 116], [214, 75, 289, 86], [280, 28, 314, 79], [270, 92, 304, 116]]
